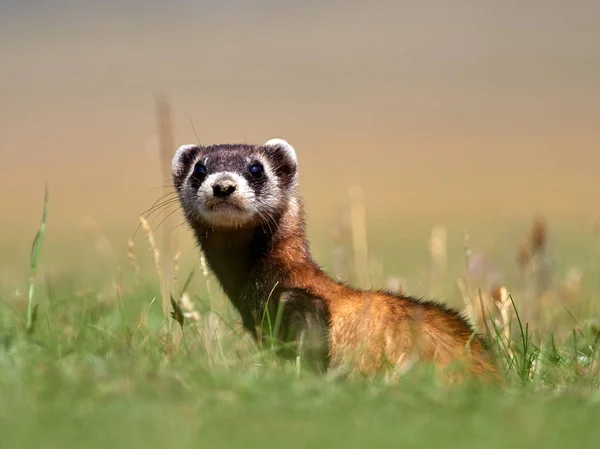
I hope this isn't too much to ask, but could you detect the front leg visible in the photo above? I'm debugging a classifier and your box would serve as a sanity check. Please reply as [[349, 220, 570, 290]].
[[262, 288, 330, 374]]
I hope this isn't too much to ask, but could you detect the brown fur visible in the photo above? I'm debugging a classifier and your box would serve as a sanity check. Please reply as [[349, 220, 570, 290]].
[[259, 202, 498, 383], [173, 143, 501, 384]]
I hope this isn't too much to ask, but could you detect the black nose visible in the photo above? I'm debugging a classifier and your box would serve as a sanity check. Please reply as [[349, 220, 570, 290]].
[[212, 181, 237, 198]]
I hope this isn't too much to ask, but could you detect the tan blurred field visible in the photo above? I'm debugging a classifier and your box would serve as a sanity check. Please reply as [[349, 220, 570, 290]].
[[1, 1, 598, 276]]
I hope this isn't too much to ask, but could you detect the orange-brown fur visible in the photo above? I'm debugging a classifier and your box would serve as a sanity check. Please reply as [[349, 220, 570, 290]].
[[259, 203, 500, 383], [173, 142, 500, 385]]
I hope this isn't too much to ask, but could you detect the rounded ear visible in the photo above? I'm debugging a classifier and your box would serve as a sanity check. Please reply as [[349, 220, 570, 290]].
[[264, 138, 297, 166], [263, 138, 298, 182], [172, 144, 201, 188], [172, 144, 199, 173]]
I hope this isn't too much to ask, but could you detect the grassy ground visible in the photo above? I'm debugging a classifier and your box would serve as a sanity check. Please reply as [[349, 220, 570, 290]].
[[1, 193, 599, 448]]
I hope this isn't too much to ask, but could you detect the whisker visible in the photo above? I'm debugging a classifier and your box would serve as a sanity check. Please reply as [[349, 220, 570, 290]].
[[142, 198, 181, 217], [252, 205, 272, 236], [167, 219, 190, 234], [187, 110, 202, 146], [149, 202, 181, 227], [153, 205, 183, 233], [132, 198, 181, 239], [263, 209, 278, 235], [138, 192, 179, 217], [250, 202, 271, 233], [147, 184, 177, 193], [252, 202, 279, 237], [257, 201, 279, 235]]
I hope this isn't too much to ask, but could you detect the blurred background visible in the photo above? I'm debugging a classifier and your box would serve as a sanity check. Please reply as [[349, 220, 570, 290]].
[[1, 0, 599, 293], [2, 5, 600, 441]]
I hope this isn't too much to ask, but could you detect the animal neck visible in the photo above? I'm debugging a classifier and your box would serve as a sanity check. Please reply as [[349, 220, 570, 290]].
[[191, 199, 315, 327]]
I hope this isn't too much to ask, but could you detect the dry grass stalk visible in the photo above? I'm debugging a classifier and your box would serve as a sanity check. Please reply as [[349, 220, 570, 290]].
[[115, 265, 124, 312], [173, 251, 181, 298], [427, 224, 447, 295], [457, 278, 475, 327], [458, 279, 515, 360], [155, 94, 179, 327], [174, 248, 227, 364], [331, 206, 353, 282], [127, 239, 140, 284], [462, 230, 473, 298], [161, 324, 183, 359], [560, 266, 583, 306], [174, 289, 230, 368], [456, 281, 491, 329], [139, 216, 169, 326], [385, 276, 405, 295], [459, 231, 488, 331], [199, 251, 212, 298], [490, 285, 513, 358], [348, 185, 369, 288], [179, 292, 201, 323], [531, 215, 548, 253], [429, 225, 447, 268], [456, 229, 513, 346], [517, 215, 553, 329]]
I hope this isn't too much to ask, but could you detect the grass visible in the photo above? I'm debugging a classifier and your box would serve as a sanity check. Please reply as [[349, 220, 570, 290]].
[[25, 184, 48, 335], [2, 365, 600, 449], [1, 187, 600, 448]]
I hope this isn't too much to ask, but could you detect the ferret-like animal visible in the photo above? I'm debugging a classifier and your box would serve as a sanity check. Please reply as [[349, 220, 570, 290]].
[[171, 138, 500, 383]]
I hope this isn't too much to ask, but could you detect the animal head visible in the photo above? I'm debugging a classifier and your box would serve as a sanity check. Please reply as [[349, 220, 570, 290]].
[[172, 138, 298, 228]]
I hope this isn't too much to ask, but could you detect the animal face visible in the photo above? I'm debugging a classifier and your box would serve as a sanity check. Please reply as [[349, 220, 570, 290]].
[[171, 139, 298, 228]]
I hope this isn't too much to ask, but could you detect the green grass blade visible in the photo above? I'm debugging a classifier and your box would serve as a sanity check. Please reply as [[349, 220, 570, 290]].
[[26, 184, 49, 335]]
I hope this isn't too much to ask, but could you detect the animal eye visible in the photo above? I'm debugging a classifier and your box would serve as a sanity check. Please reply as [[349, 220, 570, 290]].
[[248, 162, 264, 178], [193, 162, 207, 178]]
